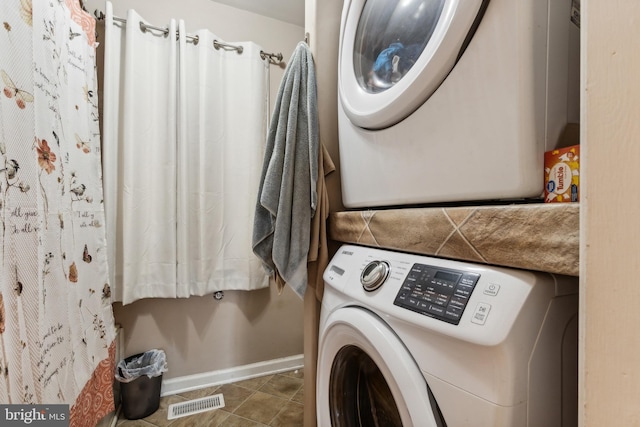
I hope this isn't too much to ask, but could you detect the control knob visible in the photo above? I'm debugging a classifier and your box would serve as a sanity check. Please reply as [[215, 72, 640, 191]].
[[361, 260, 390, 291]]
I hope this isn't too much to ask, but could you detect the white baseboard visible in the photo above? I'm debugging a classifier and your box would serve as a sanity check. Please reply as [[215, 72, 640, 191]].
[[160, 354, 304, 397]]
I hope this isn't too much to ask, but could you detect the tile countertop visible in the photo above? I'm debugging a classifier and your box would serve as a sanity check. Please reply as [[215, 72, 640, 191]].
[[328, 203, 579, 277]]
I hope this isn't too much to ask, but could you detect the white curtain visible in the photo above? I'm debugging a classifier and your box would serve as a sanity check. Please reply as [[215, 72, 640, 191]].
[[103, 3, 270, 305], [177, 29, 270, 297]]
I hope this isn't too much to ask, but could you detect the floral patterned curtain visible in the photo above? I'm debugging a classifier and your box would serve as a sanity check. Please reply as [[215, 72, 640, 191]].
[[0, 0, 116, 425]]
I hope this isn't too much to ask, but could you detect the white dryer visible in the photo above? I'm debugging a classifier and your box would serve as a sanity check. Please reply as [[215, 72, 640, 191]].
[[338, 0, 580, 207], [317, 245, 578, 426]]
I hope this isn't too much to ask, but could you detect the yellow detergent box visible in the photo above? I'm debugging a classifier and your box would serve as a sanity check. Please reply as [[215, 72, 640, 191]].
[[544, 145, 580, 203]]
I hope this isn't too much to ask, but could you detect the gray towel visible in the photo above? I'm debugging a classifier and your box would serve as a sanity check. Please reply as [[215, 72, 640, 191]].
[[252, 42, 319, 299]]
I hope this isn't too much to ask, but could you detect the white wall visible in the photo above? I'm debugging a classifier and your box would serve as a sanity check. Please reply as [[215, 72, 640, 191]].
[[85, 0, 305, 380], [581, 1, 640, 424], [305, 0, 343, 214]]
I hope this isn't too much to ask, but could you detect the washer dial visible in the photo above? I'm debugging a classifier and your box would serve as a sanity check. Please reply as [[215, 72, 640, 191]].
[[361, 260, 390, 291]]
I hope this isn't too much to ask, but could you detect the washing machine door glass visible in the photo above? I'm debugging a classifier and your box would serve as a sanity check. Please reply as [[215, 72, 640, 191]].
[[317, 307, 440, 426], [340, 0, 487, 129], [330, 345, 402, 426]]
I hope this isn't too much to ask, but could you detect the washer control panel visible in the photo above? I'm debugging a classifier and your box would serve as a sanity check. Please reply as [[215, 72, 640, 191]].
[[393, 263, 480, 325]]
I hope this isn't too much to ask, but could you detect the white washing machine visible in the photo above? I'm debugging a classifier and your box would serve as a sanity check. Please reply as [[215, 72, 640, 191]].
[[338, 0, 581, 207], [317, 245, 578, 426]]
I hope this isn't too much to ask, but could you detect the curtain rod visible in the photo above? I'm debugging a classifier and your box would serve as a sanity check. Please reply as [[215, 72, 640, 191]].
[[93, 10, 284, 65]]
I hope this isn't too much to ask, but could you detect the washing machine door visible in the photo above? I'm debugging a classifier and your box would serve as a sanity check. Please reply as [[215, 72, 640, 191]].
[[317, 307, 440, 426], [340, 0, 487, 129]]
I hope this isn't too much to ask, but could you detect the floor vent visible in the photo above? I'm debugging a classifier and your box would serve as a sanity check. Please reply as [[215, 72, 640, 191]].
[[167, 394, 225, 420]]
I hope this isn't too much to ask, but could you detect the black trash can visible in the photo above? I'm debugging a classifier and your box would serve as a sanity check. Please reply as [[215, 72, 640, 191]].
[[117, 352, 165, 420]]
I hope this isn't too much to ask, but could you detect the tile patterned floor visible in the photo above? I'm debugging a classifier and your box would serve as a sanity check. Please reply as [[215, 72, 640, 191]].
[[115, 370, 304, 427]]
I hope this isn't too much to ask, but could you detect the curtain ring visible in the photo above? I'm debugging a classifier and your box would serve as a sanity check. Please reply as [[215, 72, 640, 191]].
[[213, 40, 243, 55], [139, 21, 169, 38]]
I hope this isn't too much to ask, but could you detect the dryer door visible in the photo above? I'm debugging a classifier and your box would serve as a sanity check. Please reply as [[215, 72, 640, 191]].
[[340, 0, 487, 129], [317, 307, 441, 426]]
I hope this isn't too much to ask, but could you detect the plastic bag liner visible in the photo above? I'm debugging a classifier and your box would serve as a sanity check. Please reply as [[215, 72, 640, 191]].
[[115, 349, 168, 383]]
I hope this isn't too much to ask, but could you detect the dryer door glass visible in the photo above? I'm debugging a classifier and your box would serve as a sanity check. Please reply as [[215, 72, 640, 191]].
[[329, 345, 403, 426], [340, 0, 487, 129], [354, 0, 446, 93]]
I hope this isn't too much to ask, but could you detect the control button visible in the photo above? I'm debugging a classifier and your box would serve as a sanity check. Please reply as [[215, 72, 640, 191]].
[[461, 274, 480, 285], [410, 290, 424, 299], [417, 300, 429, 311], [395, 292, 409, 303], [421, 293, 433, 304], [471, 302, 492, 325], [435, 294, 450, 306], [407, 297, 421, 308], [454, 287, 471, 297], [449, 295, 468, 309], [483, 283, 500, 296], [426, 304, 445, 316], [444, 307, 463, 321]]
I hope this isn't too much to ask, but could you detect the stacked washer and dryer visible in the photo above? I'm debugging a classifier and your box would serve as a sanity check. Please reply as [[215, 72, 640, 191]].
[[318, 0, 580, 426]]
